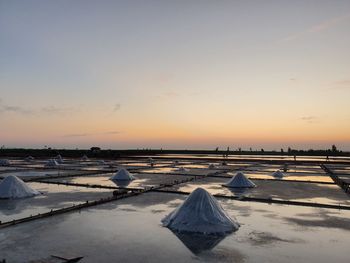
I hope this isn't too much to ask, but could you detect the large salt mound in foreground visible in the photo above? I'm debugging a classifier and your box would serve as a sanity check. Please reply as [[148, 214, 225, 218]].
[[224, 172, 256, 188], [0, 175, 40, 199], [162, 188, 239, 234], [110, 168, 135, 181]]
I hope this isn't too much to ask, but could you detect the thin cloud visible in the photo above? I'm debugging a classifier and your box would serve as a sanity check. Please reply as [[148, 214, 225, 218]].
[[281, 13, 350, 42], [0, 99, 76, 116], [0, 99, 34, 115], [62, 131, 121, 138], [0, 105, 33, 115], [62, 133, 89, 138], [331, 80, 350, 89], [309, 13, 350, 33], [103, 131, 121, 135], [41, 106, 76, 115], [163, 91, 180, 97], [300, 116, 318, 123], [113, 104, 121, 112], [155, 90, 181, 99]]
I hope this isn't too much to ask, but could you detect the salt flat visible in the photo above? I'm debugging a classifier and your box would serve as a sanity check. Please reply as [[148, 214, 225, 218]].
[[0, 155, 349, 263]]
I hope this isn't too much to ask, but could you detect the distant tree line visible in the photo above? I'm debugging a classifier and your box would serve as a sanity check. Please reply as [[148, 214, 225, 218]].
[[0, 144, 348, 158]]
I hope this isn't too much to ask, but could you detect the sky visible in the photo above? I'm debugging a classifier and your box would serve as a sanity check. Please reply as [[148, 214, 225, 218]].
[[1, 0, 350, 151]]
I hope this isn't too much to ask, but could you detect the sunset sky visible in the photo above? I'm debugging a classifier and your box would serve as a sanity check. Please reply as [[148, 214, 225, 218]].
[[1, 1, 350, 150]]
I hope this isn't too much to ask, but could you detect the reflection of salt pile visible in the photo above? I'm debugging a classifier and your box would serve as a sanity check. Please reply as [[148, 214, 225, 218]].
[[0, 175, 40, 199], [224, 172, 256, 188], [272, 170, 284, 178], [97, 160, 106, 165], [0, 159, 10, 166], [162, 188, 239, 234], [172, 231, 226, 254], [45, 159, 59, 167], [110, 168, 135, 181]]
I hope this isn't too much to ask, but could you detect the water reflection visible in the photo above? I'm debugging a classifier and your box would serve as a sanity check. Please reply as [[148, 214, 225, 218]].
[[0, 199, 18, 214], [226, 187, 252, 197], [171, 230, 227, 254], [110, 179, 131, 188]]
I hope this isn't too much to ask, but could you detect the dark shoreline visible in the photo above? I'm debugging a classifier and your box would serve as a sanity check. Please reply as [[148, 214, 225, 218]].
[[0, 148, 349, 159]]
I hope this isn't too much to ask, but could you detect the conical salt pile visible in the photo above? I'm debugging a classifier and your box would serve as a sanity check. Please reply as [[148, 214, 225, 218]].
[[208, 164, 217, 169], [162, 188, 239, 234], [148, 158, 155, 166], [45, 159, 59, 167], [25, 156, 34, 162], [272, 170, 284, 178], [0, 175, 40, 199], [81, 155, 89, 161], [55, 154, 63, 164], [224, 172, 256, 188], [0, 159, 10, 166], [174, 167, 188, 173], [110, 168, 135, 181]]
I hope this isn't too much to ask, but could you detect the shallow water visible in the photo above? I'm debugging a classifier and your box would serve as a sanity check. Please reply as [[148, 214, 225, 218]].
[[138, 167, 219, 176], [165, 177, 350, 206], [0, 158, 349, 262], [1, 192, 349, 263], [0, 170, 86, 179], [241, 172, 334, 183], [44, 173, 197, 189], [0, 182, 113, 223]]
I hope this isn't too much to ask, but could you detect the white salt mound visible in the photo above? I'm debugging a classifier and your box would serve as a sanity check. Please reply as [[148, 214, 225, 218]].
[[25, 156, 34, 162], [55, 154, 63, 163], [162, 188, 239, 234], [272, 170, 284, 178], [81, 155, 89, 161], [110, 168, 135, 181], [208, 164, 217, 169], [174, 167, 188, 172], [148, 158, 155, 166], [45, 159, 59, 167], [0, 175, 40, 199], [0, 159, 10, 166], [224, 172, 256, 188]]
